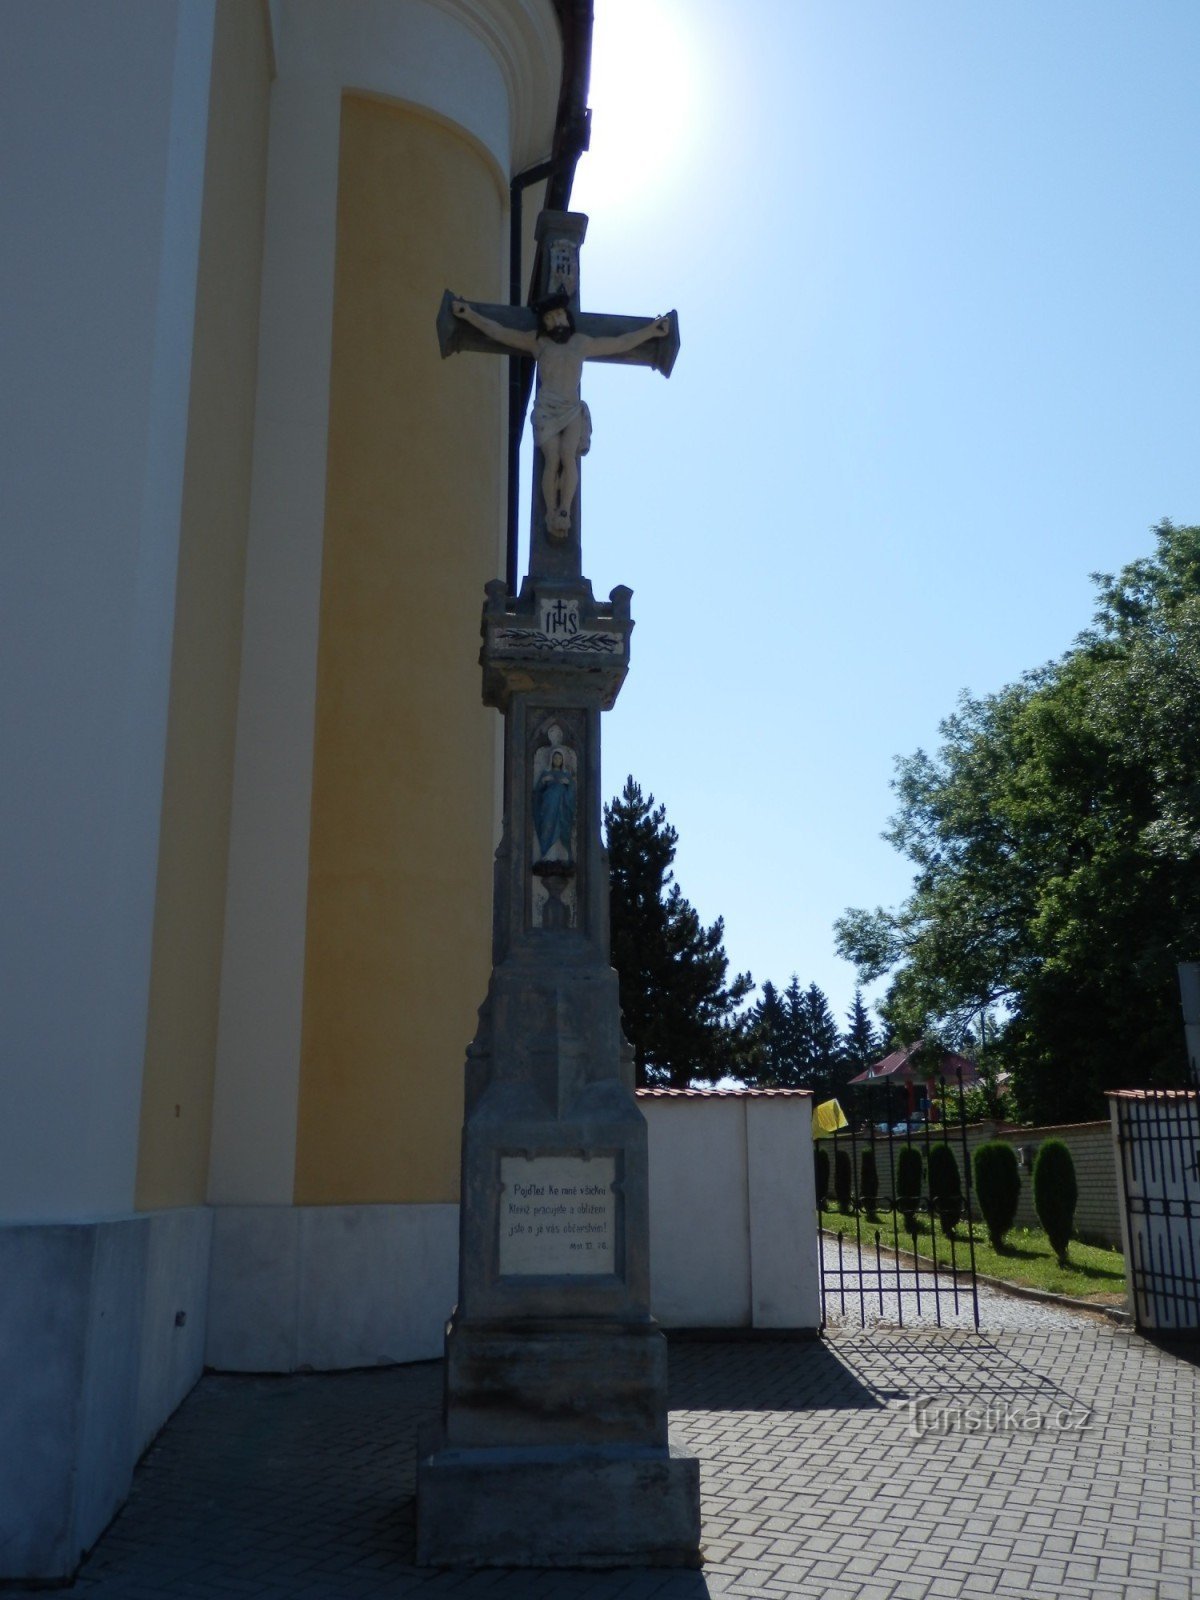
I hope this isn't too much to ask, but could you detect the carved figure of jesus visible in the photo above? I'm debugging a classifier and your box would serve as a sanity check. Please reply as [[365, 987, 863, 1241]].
[[452, 294, 669, 538]]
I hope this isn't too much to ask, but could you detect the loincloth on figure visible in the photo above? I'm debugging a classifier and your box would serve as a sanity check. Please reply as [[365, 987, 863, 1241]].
[[532, 389, 592, 455]]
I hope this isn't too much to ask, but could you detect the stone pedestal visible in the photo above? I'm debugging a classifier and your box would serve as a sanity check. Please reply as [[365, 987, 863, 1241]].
[[415, 570, 700, 1566], [417, 1432, 700, 1569]]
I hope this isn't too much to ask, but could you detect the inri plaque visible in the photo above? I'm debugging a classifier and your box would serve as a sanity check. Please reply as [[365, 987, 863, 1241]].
[[499, 1154, 617, 1275]]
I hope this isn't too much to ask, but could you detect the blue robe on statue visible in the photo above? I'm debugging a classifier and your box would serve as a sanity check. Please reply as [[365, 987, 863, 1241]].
[[533, 764, 575, 859]]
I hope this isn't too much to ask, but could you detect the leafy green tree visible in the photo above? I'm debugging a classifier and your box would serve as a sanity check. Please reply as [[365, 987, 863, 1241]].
[[836, 521, 1200, 1122], [605, 777, 753, 1087]]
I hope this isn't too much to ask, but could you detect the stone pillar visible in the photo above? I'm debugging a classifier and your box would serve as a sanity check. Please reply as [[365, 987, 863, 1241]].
[[416, 539, 699, 1571]]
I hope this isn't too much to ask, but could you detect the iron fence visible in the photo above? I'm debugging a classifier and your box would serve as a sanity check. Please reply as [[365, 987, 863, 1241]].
[[817, 1069, 980, 1331], [1113, 1090, 1200, 1334]]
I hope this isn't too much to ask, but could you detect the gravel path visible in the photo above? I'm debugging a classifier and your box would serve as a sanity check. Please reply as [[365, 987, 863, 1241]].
[[820, 1230, 1118, 1332]]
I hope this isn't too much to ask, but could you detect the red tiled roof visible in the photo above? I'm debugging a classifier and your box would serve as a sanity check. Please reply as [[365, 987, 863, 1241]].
[[847, 1040, 979, 1086]]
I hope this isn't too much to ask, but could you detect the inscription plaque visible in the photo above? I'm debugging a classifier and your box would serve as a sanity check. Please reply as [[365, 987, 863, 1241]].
[[499, 1154, 617, 1276]]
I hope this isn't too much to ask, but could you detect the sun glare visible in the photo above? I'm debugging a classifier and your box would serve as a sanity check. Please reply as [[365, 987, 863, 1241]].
[[571, 0, 706, 226]]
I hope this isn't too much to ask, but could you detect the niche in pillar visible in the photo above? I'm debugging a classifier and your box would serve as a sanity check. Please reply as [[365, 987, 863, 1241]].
[[529, 713, 583, 930]]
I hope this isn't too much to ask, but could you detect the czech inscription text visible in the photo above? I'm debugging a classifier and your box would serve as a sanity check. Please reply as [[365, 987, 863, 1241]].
[[498, 1155, 617, 1276]]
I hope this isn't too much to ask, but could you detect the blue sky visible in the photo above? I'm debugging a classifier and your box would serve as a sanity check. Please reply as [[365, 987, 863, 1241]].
[[536, 0, 1200, 1031]]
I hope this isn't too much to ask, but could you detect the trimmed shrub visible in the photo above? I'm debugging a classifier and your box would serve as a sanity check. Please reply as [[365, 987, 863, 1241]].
[[815, 1145, 830, 1209], [834, 1147, 853, 1213], [895, 1144, 922, 1234], [927, 1142, 963, 1236], [1033, 1139, 1078, 1266], [974, 1141, 1021, 1249], [860, 1147, 879, 1220]]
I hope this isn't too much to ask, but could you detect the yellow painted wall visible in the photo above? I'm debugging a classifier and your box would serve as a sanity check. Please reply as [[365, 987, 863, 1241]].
[[294, 95, 507, 1205], [136, 0, 271, 1210]]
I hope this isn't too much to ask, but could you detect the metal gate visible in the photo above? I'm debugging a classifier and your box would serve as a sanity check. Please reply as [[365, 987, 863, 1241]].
[[817, 1062, 980, 1331], [1113, 1089, 1200, 1334]]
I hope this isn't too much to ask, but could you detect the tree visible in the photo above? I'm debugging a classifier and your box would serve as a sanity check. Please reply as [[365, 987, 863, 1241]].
[[605, 777, 753, 1087], [747, 979, 790, 1084], [860, 1147, 880, 1221], [834, 1148, 853, 1214], [748, 974, 846, 1090], [836, 521, 1200, 1122], [798, 982, 843, 1097], [781, 975, 808, 1084], [1033, 1140, 1078, 1266], [895, 1145, 923, 1235], [814, 1145, 830, 1209], [927, 1143, 963, 1236], [973, 1142, 1021, 1250], [844, 986, 880, 1071]]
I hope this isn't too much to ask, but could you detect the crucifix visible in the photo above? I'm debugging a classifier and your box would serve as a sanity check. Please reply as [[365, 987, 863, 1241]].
[[437, 210, 679, 576], [419, 209, 698, 1569]]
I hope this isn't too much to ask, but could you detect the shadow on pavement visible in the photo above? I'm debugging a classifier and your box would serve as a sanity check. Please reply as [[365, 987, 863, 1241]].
[[667, 1337, 883, 1412]]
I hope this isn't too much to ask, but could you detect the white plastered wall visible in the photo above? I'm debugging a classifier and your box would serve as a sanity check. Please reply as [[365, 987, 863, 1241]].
[[208, 0, 561, 1204], [0, 0, 215, 1222]]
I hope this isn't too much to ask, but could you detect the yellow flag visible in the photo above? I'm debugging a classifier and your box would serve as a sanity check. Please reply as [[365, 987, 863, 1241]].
[[812, 1098, 849, 1137]]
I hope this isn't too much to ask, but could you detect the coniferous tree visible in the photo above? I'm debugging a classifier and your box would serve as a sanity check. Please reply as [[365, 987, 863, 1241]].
[[801, 982, 843, 1097], [844, 986, 880, 1071], [748, 980, 788, 1083], [749, 973, 817, 1088], [605, 777, 753, 1088], [780, 974, 808, 1086]]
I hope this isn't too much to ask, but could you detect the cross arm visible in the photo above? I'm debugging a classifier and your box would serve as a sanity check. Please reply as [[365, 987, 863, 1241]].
[[437, 291, 538, 360], [576, 309, 680, 377]]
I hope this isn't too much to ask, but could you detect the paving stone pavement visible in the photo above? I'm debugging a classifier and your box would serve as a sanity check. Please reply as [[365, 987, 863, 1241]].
[[20, 1310, 1200, 1600]]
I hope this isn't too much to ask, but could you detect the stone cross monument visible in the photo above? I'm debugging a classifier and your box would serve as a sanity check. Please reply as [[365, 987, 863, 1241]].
[[417, 211, 699, 1568]]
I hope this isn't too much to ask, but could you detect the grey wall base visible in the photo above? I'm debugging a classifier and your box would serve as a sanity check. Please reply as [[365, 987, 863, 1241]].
[[206, 1203, 459, 1371], [1, 1201, 457, 1582], [416, 1427, 701, 1568], [0, 1207, 211, 1582]]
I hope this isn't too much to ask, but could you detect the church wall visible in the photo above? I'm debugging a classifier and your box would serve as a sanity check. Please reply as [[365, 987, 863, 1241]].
[[205, 1201, 457, 1369], [136, 0, 272, 1213], [292, 96, 506, 1207], [207, 0, 559, 1207], [0, 1207, 212, 1581], [0, 1, 214, 1222], [1, 0, 567, 1578]]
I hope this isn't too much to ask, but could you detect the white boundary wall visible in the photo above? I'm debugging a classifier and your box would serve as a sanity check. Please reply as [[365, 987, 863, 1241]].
[[639, 1090, 820, 1332]]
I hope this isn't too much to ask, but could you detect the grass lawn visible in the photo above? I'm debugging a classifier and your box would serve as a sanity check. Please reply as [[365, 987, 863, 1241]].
[[818, 1207, 1127, 1303]]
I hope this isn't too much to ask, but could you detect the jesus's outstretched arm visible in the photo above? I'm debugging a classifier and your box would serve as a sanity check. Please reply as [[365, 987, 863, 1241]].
[[451, 299, 538, 355], [581, 316, 671, 360]]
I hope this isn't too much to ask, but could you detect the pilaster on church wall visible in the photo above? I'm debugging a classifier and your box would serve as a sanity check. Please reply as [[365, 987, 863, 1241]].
[[209, 0, 562, 1207]]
